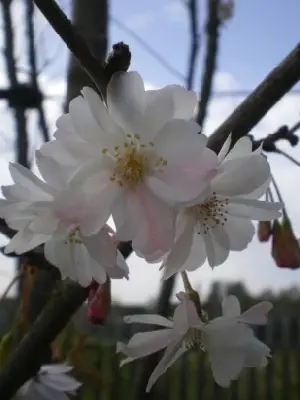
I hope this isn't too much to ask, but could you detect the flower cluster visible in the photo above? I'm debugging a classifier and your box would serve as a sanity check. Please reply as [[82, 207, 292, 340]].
[[0, 71, 282, 392]]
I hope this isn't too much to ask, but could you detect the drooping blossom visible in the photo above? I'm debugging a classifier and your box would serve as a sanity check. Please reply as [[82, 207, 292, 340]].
[[0, 160, 129, 287], [117, 292, 271, 391], [161, 136, 282, 279], [272, 217, 300, 269], [16, 363, 81, 400], [39, 71, 218, 260]]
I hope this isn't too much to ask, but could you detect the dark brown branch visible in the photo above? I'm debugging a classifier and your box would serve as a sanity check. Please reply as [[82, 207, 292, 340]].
[[186, 0, 200, 90], [25, 0, 50, 143], [196, 0, 220, 131], [1, 0, 29, 167], [207, 44, 300, 152]]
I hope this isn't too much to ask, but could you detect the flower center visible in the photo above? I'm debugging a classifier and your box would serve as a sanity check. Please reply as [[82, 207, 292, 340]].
[[184, 327, 203, 349], [186, 192, 229, 234], [103, 133, 167, 191], [65, 226, 82, 244]]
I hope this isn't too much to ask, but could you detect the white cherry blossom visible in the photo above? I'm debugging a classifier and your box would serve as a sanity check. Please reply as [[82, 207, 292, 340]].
[[161, 136, 283, 278], [117, 292, 272, 392], [0, 161, 129, 286], [16, 363, 81, 400], [39, 72, 218, 259]]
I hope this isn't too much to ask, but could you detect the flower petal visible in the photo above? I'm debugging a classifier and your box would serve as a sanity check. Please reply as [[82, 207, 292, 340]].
[[223, 136, 253, 162], [208, 349, 244, 388], [217, 133, 231, 163], [203, 228, 230, 268], [224, 215, 255, 251], [212, 154, 270, 197], [222, 295, 241, 317], [35, 382, 69, 400], [117, 329, 173, 361], [239, 301, 272, 325], [107, 71, 146, 133], [227, 198, 282, 220], [5, 228, 49, 255], [124, 314, 173, 328]]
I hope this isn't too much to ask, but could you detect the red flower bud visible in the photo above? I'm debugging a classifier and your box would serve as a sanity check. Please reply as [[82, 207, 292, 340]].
[[271, 219, 300, 269], [87, 279, 111, 325], [258, 221, 272, 242]]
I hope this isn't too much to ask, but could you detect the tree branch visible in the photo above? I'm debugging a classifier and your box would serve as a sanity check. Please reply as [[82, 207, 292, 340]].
[[196, 0, 220, 131], [186, 0, 200, 90], [207, 43, 300, 152]]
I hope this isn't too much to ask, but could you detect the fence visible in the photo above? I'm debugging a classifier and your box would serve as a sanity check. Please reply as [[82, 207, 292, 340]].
[[75, 316, 300, 400]]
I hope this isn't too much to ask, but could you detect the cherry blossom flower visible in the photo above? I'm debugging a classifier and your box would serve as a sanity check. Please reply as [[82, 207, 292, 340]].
[[16, 363, 81, 400], [117, 292, 271, 392], [39, 72, 218, 259], [0, 161, 129, 286], [161, 136, 283, 278]]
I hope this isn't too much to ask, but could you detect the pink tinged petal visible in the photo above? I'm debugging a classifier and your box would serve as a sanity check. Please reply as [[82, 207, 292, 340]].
[[69, 95, 110, 147], [82, 86, 124, 145], [217, 134, 231, 163], [29, 214, 59, 235], [203, 228, 230, 268], [208, 349, 245, 388], [35, 382, 69, 400], [124, 314, 173, 328], [223, 136, 253, 162], [126, 185, 175, 259], [146, 338, 187, 392], [151, 120, 218, 201], [239, 301, 273, 325], [223, 216, 255, 251], [5, 229, 50, 255], [222, 295, 241, 317], [227, 198, 282, 220], [212, 154, 270, 197], [107, 71, 146, 133], [117, 329, 173, 361], [161, 219, 195, 280]]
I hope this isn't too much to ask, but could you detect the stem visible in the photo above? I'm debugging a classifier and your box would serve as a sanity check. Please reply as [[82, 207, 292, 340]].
[[276, 148, 300, 167], [180, 271, 193, 292], [271, 174, 288, 219]]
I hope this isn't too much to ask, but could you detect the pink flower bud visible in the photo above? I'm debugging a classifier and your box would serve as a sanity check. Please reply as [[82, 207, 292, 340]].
[[258, 221, 272, 242], [271, 219, 300, 269], [87, 279, 111, 325]]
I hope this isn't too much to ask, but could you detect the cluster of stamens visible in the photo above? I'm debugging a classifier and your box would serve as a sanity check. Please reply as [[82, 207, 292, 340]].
[[184, 328, 203, 350], [187, 192, 229, 235], [102, 133, 167, 191], [65, 226, 82, 244]]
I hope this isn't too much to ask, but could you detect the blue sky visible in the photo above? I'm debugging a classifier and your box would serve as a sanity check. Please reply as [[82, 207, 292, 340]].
[[0, 0, 300, 304]]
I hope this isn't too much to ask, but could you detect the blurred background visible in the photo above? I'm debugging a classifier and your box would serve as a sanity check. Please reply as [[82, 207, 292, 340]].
[[0, 0, 300, 399]]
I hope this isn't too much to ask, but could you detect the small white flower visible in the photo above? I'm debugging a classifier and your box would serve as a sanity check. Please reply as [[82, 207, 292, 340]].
[[40, 72, 218, 260], [201, 295, 272, 387], [117, 292, 272, 392], [16, 363, 81, 400], [161, 136, 282, 278], [0, 160, 129, 286], [116, 293, 203, 392]]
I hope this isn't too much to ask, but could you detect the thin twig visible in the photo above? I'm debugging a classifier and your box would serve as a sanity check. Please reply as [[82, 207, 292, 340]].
[[196, 0, 220, 132], [186, 0, 200, 90], [271, 174, 287, 219], [276, 148, 300, 167]]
